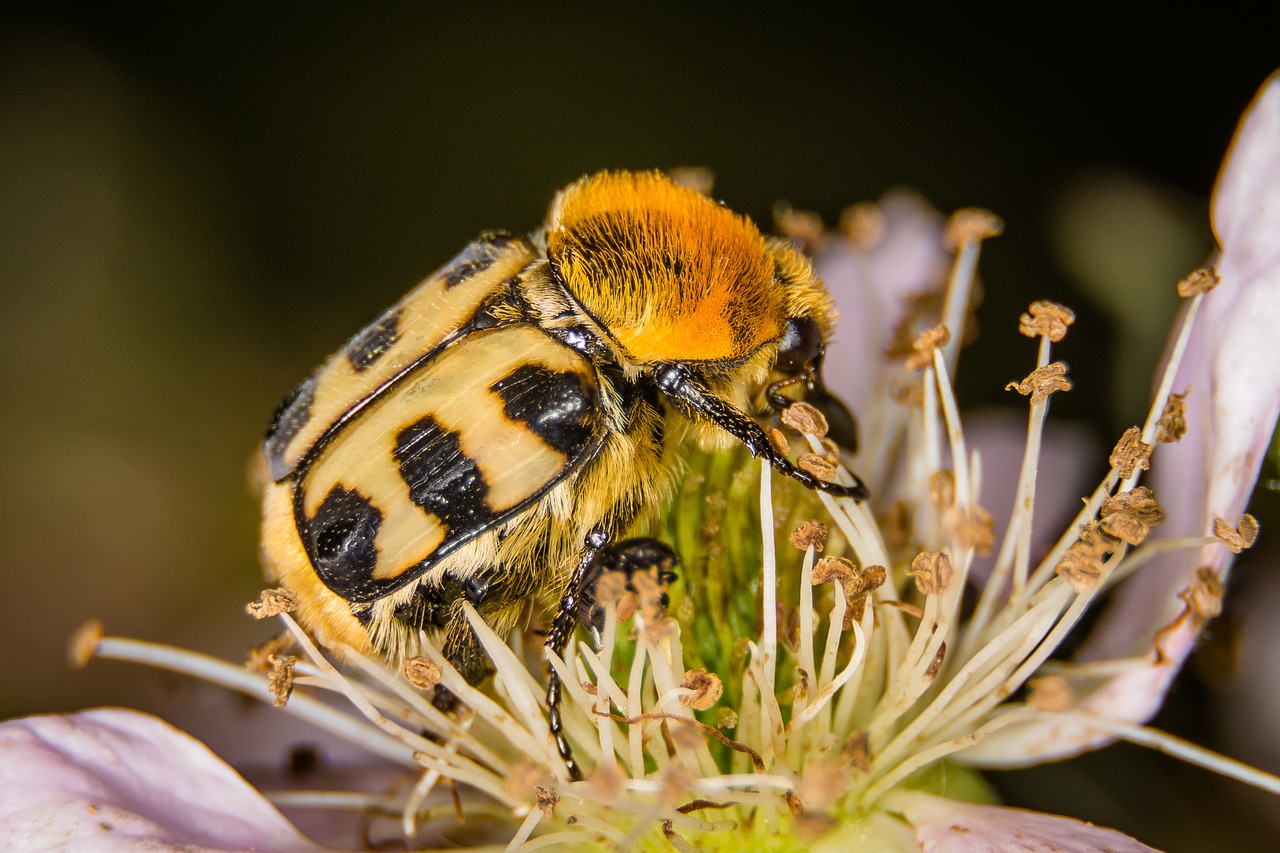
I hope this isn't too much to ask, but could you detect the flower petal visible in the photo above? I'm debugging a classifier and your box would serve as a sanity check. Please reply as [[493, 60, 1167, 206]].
[[962, 71, 1280, 765], [816, 190, 950, 413], [0, 708, 317, 852], [887, 790, 1159, 853]]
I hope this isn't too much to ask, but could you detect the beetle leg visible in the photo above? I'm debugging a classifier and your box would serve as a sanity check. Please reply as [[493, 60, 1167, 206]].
[[545, 531, 680, 781]]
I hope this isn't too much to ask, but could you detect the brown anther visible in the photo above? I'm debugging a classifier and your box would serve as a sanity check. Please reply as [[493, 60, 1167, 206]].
[[925, 642, 947, 678], [68, 619, 104, 669], [905, 325, 951, 371], [797, 453, 837, 483], [944, 208, 1004, 249], [885, 500, 913, 552], [794, 761, 852, 812], [644, 616, 680, 642], [716, 707, 739, 729], [401, 656, 443, 690], [928, 470, 956, 509], [679, 669, 723, 711], [892, 381, 925, 406], [666, 166, 715, 196], [245, 632, 295, 673], [906, 551, 953, 595], [773, 201, 825, 249], [1180, 567, 1225, 620], [945, 505, 996, 555], [1108, 427, 1152, 478], [1054, 522, 1116, 592], [789, 520, 829, 552], [1213, 514, 1260, 553], [1176, 266, 1220, 298], [782, 402, 829, 437], [246, 588, 298, 619], [767, 427, 790, 457], [503, 759, 552, 803], [839, 202, 885, 251], [842, 731, 871, 774], [267, 655, 296, 707], [1156, 390, 1190, 443], [592, 571, 629, 609], [1027, 674, 1073, 711], [587, 761, 626, 799], [534, 785, 559, 819], [582, 681, 598, 696], [812, 555, 855, 586], [1018, 301, 1076, 342], [1099, 487, 1165, 546], [1006, 362, 1072, 405]]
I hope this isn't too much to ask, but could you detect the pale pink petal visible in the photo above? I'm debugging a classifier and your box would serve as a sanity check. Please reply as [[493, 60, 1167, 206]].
[[816, 190, 950, 414], [963, 71, 1280, 765], [887, 790, 1159, 853], [0, 708, 317, 852]]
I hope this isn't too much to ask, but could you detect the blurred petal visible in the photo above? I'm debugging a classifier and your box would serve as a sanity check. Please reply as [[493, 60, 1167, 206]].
[[816, 190, 949, 413], [887, 790, 1159, 853], [0, 708, 316, 852], [963, 70, 1280, 765]]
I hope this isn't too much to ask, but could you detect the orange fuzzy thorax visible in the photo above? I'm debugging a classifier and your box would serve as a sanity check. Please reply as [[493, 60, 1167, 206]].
[[547, 171, 784, 364]]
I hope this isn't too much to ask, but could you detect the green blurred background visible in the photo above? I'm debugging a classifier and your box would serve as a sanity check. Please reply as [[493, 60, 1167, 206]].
[[1, 4, 1275, 849]]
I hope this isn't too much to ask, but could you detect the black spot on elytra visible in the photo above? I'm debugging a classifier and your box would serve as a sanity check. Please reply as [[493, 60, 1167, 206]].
[[302, 487, 383, 597], [439, 234, 512, 288], [490, 364, 596, 455], [265, 376, 315, 481], [346, 308, 401, 372], [394, 416, 493, 527]]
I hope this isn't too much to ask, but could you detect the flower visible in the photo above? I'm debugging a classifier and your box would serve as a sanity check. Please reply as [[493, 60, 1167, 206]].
[[11, 71, 1280, 853]]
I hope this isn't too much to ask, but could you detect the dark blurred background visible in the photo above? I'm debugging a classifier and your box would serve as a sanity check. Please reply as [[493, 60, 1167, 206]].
[[1, 4, 1276, 849]]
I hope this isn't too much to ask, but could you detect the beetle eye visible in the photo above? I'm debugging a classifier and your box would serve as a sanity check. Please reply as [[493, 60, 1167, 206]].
[[774, 317, 822, 373]]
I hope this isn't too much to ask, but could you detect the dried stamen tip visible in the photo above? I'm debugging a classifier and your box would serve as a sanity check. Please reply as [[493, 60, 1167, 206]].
[[767, 427, 790, 456], [1018, 301, 1076, 342], [1100, 487, 1165, 546], [789, 520, 829, 552], [1055, 522, 1112, 592], [839, 202, 885, 250], [1180, 567, 1226, 620], [402, 656, 443, 690], [534, 785, 559, 819], [907, 551, 953, 595], [1177, 266, 1220, 297], [773, 201, 825, 249], [1213, 514, 1260, 553], [244, 632, 295, 673], [267, 654, 297, 707], [1156, 389, 1190, 443], [782, 402, 829, 437], [68, 619, 104, 669], [928, 470, 956, 509], [246, 588, 298, 619], [925, 643, 947, 678], [665, 166, 715, 196], [945, 505, 996, 555], [1109, 427, 1152, 479], [943, 208, 1004, 249], [504, 760, 553, 803], [1027, 674, 1073, 711], [680, 669, 724, 711], [906, 324, 951, 370], [1006, 362, 1072, 405], [814, 557, 884, 626], [797, 453, 838, 483]]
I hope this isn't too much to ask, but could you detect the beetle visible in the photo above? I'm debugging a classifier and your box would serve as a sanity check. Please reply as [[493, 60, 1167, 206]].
[[258, 170, 866, 779]]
